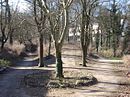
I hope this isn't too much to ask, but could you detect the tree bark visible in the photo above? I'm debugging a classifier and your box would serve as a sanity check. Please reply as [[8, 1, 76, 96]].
[[1, 33, 6, 50], [121, 33, 128, 55], [9, 32, 13, 45], [100, 30, 103, 47], [38, 33, 44, 67], [48, 35, 51, 56], [55, 45, 64, 78], [82, 46, 87, 67], [112, 34, 117, 57], [96, 28, 100, 53], [1, 42, 5, 50]]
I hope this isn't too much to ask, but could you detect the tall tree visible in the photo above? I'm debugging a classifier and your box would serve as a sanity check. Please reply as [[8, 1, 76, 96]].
[[98, 7, 111, 49], [110, 0, 127, 57], [80, 0, 98, 66], [98, 0, 127, 56], [122, 4, 130, 55], [33, 0, 46, 67], [37, 0, 73, 78], [0, 0, 11, 49]]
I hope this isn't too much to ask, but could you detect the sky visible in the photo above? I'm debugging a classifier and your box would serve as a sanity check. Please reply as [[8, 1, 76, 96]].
[[9, 0, 130, 12], [9, 0, 28, 12]]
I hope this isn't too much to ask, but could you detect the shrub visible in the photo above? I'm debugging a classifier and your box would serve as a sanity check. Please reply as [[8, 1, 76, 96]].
[[99, 49, 113, 58], [0, 59, 11, 67], [25, 43, 37, 53], [10, 43, 25, 56], [99, 49, 122, 58]]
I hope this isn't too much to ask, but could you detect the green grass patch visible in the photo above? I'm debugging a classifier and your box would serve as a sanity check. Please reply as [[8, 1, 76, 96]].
[[0, 59, 11, 67]]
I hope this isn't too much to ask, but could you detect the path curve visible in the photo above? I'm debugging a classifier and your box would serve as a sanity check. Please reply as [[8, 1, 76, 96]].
[[0, 58, 39, 97], [0, 55, 130, 97], [74, 59, 130, 97]]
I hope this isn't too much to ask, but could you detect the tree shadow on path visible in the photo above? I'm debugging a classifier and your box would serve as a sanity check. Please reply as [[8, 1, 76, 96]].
[[0, 55, 56, 97]]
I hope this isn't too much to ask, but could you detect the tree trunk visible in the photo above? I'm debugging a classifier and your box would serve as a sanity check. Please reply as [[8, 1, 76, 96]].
[[67, 36, 70, 43], [121, 33, 128, 55], [48, 35, 51, 56], [55, 45, 64, 78], [82, 46, 87, 67], [100, 34, 103, 47], [1, 42, 5, 50], [113, 47, 116, 57], [106, 35, 109, 49], [9, 32, 13, 45], [113, 34, 117, 57], [1, 35, 5, 50], [38, 34, 44, 67], [108, 31, 111, 49], [96, 31, 100, 53]]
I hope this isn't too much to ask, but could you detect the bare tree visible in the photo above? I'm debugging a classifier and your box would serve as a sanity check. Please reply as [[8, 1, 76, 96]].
[[98, 0, 128, 57], [36, 0, 73, 78], [33, 0, 47, 67], [8, 2, 22, 45], [80, 0, 98, 66], [0, 0, 11, 49]]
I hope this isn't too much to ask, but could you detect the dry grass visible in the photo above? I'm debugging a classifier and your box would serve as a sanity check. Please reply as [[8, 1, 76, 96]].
[[9, 43, 25, 56], [123, 55, 130, 66], [99, 49, 122, 58], [99, 49, 113, 58], [0, 42, 25, 63], [24, 70, 97, 89]]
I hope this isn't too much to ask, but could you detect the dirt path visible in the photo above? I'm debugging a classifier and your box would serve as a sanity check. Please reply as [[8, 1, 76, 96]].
[[46, 44, 130, 97], [46, 57, 130, 97], [0, 59, 130, 97], [0, 58, 40, 97], [74, 60, 130, 97], [0, 48, 130, 97], [0, 68, 31, 97]]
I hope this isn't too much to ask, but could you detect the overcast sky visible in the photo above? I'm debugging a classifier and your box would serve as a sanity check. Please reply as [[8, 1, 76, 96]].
[[9, 0, 28, 12]]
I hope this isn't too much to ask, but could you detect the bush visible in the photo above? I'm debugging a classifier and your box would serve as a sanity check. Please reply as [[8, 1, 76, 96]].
[[25, 43, 37, 53], [99, 49, 122, 58], [0, 59, 11, 67], [10, 43, 25, 56]]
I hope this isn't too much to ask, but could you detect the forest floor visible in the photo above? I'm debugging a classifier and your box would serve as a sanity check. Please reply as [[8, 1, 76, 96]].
[[0, 43, 130, 97]]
